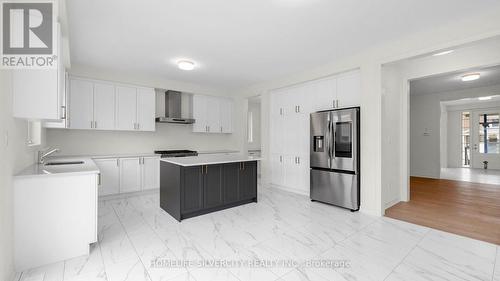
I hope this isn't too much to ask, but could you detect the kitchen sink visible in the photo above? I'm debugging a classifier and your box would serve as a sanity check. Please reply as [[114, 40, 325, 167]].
[[44, 161, 85, 166]]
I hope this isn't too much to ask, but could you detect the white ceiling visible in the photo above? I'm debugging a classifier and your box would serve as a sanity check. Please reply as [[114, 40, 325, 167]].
[[67, 0, 500, 91], [410, 64, 500, 95]]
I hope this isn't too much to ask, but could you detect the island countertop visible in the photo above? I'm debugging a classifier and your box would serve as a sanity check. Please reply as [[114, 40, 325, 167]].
[[160, 153, 261, 167]]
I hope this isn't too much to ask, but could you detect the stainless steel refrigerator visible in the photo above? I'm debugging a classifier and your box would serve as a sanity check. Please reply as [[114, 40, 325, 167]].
[[310, 107, 360, 211]]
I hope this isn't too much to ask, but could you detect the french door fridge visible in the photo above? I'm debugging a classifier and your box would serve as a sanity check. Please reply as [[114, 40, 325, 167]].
[[310, 107, 360, 211]]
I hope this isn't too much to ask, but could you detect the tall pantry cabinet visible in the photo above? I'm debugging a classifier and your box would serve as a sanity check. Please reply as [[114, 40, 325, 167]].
[[269, 69, 361, 195]]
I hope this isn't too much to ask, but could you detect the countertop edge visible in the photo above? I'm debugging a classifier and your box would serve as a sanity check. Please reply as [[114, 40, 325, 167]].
[[160, 158, 261, 167]]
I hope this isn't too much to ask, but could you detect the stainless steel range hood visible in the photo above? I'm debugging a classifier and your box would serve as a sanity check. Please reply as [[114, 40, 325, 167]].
[[155, 89, 195, 124]]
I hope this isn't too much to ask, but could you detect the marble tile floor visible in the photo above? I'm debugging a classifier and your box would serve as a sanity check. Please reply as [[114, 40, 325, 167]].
[[14, 186, 500, 281]]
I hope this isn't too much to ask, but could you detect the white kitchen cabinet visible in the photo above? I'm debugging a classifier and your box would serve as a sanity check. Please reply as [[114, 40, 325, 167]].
[[116, 86, 138, 131], [284, 154, 309, 193], [337, 69, 361, 108], [312, 76, 337, 111], [269, 69, 360, 196], [13, 24, 65, 120], [271, 154, 286, 187], [219, 98, 233, 133], [141, 156, 160, 190], [94, 158, 120, 196], [96, 155, 159, 196], [44, 72, 69, 128], [137, 88, 156, 131], [192, 95, 209, 132], [63, 77, 155, 132], [206, 96, 221, 133], [14, 172, 98, 271], [69, 79, 94, 130], [192, 94, 234, 133], [93, 82, 116, 130], [119, 157, 142, 193]]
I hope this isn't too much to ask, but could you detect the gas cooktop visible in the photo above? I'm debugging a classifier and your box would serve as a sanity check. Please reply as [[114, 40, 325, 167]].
[[154, 150, 198, 158]]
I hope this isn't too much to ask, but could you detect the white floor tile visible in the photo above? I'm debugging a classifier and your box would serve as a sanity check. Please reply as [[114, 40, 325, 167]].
[[19, 187, 500, 281], [19, 262, 64, 281], [64, 243, 105, 280], [386, 229, 497, 281], [494, 247, 500, 281], [105, 258, 151, 281]]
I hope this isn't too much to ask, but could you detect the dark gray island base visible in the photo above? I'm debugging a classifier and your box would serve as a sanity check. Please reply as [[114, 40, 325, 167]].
[[160, 160, 258, 221]]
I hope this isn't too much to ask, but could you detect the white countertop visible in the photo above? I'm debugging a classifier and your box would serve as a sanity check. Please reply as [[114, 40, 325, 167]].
[[197, 150, 240, 155], [160, 153, 261, 167], [15, 157, 100, 178]]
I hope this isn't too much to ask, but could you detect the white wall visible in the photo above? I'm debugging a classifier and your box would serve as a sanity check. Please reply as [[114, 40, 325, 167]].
[[247, 100, 261, 151], [446, 110, 461, 168], [46, 64, 246, 156], [381, 65, 403, 209], [0, 70, 47, 281], [410, 84, 500, 178]]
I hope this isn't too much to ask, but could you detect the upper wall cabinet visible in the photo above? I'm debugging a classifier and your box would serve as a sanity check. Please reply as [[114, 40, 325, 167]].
[[63, 77, 155, 132], [192, 94, 233, 133], [336, 69, 361, 108], [13, 24, 66, 120], [311, 69, 361, 111]]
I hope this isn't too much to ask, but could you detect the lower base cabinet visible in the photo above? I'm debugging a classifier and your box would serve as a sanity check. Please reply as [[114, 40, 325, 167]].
[[161, 161, 258, 221], [94, 156, 159, 196]]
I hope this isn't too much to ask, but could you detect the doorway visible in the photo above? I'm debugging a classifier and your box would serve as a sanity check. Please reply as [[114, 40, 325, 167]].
[[385, 63, 500, 245]]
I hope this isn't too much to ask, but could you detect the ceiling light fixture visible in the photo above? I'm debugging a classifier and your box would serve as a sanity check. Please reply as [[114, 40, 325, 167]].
[[461, 73, 480, 82], [177, 60, 195, 71], [478, 96, 492, 101], [432, 50, 454, 56]]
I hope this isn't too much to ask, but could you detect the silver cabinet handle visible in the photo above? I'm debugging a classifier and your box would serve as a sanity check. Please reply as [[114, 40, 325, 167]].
[[279, 155, 282, 163], [90, 121, 93, 129], [297, 157, 300, 164], [297, 105, 300, 113], [61, 106, 66, 119], [116, 159, 119, 166], [94, 121, 97, 129]]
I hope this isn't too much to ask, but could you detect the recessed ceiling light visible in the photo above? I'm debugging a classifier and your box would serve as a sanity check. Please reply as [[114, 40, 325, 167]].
[[478, 96, 492, 101], [177, 60, 195, 71], [432, 50, 454, 56], [461, 73, 480, 82]]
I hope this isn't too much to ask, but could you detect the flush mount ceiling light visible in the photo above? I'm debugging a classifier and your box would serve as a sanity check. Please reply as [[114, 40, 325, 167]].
[[478, 96, 492, 101], [177, 60, 195, 71], [461, 73, 480, 82], [432, 50, 454, 56]]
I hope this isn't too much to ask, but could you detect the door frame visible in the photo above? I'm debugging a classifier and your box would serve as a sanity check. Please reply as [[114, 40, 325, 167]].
[[400, 62, 500, 203]]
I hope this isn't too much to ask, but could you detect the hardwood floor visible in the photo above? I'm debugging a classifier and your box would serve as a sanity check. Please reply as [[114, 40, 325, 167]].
[[385, 176, 500, 245]]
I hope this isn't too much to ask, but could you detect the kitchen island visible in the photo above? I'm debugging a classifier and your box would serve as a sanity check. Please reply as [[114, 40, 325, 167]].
[[160, 154, 261, 221]]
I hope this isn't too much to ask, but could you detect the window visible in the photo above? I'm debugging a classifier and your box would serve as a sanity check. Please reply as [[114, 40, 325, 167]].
[[478, 113, 499, 154], [461, 112, 470, 167], [247, 111, 253, 143]]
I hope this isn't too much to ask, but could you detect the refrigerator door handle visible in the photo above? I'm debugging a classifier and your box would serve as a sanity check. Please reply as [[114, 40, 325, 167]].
[[331, 121, 336, 160]]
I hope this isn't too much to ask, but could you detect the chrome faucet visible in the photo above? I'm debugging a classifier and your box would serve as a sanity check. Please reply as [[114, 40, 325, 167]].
[[38, 147, 60, 164]]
